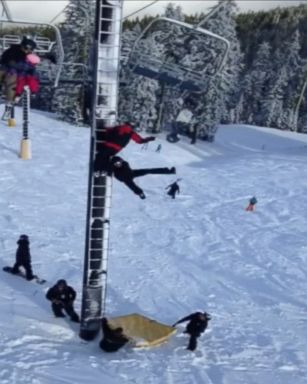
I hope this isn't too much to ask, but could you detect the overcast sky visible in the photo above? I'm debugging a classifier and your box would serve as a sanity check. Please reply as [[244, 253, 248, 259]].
[[2, 1, 307, 24]]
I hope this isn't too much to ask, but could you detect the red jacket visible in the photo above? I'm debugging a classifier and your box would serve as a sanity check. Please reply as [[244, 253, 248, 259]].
[[98, 124, 154, 153]]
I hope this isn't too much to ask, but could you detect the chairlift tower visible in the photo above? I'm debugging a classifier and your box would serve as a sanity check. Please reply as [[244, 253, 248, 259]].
[[79, 0, 123, 341]]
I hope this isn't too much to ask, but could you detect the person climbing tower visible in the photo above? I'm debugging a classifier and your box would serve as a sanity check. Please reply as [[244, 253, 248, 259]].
[[94, 121, 155, 175]]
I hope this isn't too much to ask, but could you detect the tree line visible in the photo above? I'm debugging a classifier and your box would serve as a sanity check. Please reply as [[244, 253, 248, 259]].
[[3, 0, 306, 134]]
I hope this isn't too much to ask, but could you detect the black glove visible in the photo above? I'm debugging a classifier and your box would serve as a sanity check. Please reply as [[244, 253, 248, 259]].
[[46, 53, 57, 64], [145, 136, 155, 142]]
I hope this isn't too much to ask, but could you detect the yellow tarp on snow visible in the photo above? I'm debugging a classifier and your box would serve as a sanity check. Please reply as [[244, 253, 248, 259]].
[[108, 313, 176, 347]]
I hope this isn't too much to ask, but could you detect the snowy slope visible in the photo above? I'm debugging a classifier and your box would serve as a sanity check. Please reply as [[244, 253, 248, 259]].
[[0, 108, 307, 384]]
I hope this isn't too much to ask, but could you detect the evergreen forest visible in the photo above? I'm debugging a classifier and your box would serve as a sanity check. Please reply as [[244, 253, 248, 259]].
[[3, 0, 307, 135]]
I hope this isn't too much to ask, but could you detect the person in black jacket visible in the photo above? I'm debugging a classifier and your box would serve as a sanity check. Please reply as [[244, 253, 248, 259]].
[[0, 36, 37, 103], [46, 279, 80, 322], [166, 180, 180, 199], [11, 234, 35, 280], [110, 156, 176, 199], [99, 317, 130, 352], [173, 311, 211, 351]]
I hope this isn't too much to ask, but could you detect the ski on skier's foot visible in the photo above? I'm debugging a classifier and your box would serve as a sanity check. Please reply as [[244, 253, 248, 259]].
[[3, 266, 46, 284]]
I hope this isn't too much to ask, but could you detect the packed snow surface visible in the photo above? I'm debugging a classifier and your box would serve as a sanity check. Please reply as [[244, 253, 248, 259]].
[[0, 109, 307, 384]]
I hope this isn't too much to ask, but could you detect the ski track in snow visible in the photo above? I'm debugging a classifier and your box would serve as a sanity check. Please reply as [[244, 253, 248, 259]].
[[0, 110, 307, 383]]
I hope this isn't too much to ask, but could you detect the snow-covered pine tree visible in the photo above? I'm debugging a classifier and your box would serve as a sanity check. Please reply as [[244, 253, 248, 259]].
[[52, 0, 95, 125], [200, 0, 244, 125], [241, 41, 272, 124], [261, 29, 305, 129]]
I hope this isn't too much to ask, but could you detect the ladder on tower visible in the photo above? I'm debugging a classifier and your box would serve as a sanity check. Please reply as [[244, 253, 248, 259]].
[[80, 0, 123, 341]]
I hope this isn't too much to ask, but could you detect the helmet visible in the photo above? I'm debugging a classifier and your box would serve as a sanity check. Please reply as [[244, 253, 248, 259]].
[[19, 234, 29, 241], [57, 279, 67, 286], [21, 36, 36, 51]]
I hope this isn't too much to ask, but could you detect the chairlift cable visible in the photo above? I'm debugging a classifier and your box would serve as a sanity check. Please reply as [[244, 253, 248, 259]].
[[1, 0, 12, 21], [49, 4, 69, 24], [123, 0, 160, 20]]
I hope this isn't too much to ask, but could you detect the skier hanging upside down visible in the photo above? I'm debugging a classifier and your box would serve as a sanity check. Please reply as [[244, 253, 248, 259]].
[[110, 156, 176, 199], [94, 122, 156, 175]]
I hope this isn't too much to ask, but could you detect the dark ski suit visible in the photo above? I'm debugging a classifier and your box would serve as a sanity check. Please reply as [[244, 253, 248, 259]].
[[0, 38, 37, 103], [111, 156, 176, 199], [11, 235, 34, 280], [173, 312, 211, 351], [94, 123, 155, 173], [99, 317, 130, 352], [166, 181, 180, 199], [46, 280, 80, 322]]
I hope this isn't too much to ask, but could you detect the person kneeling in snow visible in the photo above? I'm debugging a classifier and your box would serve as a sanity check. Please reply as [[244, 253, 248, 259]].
[[173, 311, 211, 351], [110, 156, 176, 199], [46, 279, 80, 322], [99, 317, 130, 352]]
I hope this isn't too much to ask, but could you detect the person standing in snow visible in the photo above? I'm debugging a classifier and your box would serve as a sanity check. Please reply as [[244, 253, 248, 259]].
[[166, 180, 180, 199], [11, 234, 35, 281], [110, 156, 176, 199], [173, 311, 211, 351], [155, 144, 162, 153], [94, 121, 156, 175], [245, 196, 257, 212], [99, 317, 130, 352], [46, 279, 80, 322]]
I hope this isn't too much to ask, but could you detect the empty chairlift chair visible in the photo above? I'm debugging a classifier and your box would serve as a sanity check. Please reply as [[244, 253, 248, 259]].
[[126, 17, 230, 93]]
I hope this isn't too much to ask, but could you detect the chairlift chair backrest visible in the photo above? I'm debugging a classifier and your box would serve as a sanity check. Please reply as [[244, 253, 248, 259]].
[[127, 17, 230, 93]]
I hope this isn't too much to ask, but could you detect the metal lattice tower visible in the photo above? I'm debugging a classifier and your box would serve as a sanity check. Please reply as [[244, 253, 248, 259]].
[[79, 0, 123, 341]]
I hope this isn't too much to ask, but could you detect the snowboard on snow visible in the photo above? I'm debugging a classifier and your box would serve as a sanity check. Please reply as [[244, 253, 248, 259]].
[[3, 266, 46, 284]]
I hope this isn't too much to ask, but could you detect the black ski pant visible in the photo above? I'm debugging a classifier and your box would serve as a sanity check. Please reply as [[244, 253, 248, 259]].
[[187, 335, 198, 351], [52, 301, 79, 322], [94, 147, 118, 173], [167, 190, 176, 199], [119, 168, 173, 196], [11, 261, 34, 280]]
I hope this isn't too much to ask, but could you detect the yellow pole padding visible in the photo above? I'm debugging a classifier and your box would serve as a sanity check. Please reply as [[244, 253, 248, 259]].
[[19, 138, 32, 160], [8, 118, 16, 127], [108, 313, 176, 347]]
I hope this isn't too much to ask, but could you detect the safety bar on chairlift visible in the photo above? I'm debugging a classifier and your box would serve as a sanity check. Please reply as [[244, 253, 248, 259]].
[[0, 18, 64, 87], [129, 16, 230, 76]]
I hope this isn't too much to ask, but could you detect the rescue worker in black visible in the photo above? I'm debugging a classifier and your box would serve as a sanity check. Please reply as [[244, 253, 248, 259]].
[[173, 311, 211, 351], [11, 234, 35, 281], [46, 279, 80, 322], [110, 155, 176, 199], [99, 317, 130, 352]]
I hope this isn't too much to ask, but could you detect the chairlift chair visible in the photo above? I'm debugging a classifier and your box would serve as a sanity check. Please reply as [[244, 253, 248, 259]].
[[127, 17, 230, 93]]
